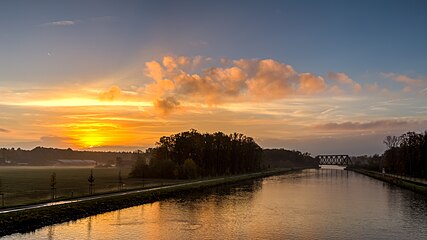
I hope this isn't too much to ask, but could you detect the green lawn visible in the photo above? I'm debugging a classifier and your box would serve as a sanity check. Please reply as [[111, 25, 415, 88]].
[[0, 167, 183, 207]]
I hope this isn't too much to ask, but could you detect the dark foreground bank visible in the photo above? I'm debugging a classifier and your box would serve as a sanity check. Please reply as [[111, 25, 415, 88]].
[[351, 168, 427, 195], [0, 168, 302, 237]]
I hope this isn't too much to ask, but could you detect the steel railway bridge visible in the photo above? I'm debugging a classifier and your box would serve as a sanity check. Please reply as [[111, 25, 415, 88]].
[[315, 154, 352, 166]]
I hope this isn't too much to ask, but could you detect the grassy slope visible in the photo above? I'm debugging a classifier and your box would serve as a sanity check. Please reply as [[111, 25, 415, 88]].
[[351, 168, 427, 195]]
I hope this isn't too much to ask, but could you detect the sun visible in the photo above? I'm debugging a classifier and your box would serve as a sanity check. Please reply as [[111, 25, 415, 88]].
[[63, 121, 140, 149], [64, 122, 117, 149], [80, 133, 106, 148]]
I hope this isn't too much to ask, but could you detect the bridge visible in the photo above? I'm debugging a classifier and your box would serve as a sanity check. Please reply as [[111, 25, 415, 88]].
[[315, 155, 352, 166]]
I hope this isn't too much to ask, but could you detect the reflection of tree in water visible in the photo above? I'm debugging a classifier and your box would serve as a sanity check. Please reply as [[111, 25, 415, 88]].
[[87, 216, 92, 239], [47, 225, 54, 240], [116, 209, 122, 222], [172, 179, 263, 206]]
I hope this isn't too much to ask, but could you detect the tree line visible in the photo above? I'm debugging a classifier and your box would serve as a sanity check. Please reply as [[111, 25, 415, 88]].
[[130, 129, 263, 179], [351, 130, 427, 179], [262, 149, 317, 168], [0, 147, 136, 165], [382, 131, 427, 178]]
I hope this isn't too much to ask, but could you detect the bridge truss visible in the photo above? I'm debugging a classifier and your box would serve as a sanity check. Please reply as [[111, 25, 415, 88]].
[[316, 155, 352, 166]]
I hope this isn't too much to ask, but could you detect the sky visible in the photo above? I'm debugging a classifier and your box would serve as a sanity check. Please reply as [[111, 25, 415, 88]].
[[0, 0, 426, 155]]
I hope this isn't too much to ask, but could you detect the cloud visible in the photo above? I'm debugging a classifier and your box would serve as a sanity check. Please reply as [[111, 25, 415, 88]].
[[299, 73, 326, 94], [143, 56, 328, 105], [313, 120, 422, 131], [145, 61, 164, 82], [98, 86, 140, 102], [382, 73, 427, 93], [328, 72, 353, 85], [382, 73, 423, 85], [162, 56, 178, 71], [242, 59, 298, 99], [39, 136, 75, 145], [328, 72, 362, 93], [0, 128, 10, 133], [258, 134, 388, 156], [43, 20, 76, 27], [154, 97, 180, 115], [365, 82, 379, 92], [99, 86, 123, 101], [13, 136, 76, 149]]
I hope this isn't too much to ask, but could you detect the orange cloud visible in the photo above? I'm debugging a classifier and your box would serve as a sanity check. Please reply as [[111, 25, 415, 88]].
[[162, 56, 177, 71], [145, 61, 164, 81], [328, 72, 362, 93], [94, 57, 378, 116], [299, 73, 326, 94], [243, 59, 297, 99], [98, 86, 122, 101], [143, 56, 327, 105]]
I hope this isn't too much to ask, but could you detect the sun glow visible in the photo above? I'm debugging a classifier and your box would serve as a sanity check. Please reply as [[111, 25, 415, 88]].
[[8, 98, 153, 107], [64, 122, 120, 148], [80, 133, 106, 148]]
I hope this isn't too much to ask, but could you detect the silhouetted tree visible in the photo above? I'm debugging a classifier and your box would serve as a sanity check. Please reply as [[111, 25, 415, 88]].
[[262, 149, 317, 168], [183, 158, 199, 179], [50, 172, 57, 200], [382, 130, 427, 178], [116, 157, 123, 168], [383, 136, 401, 149], [118, 169, 124, 191], [130, 130, 263, 179], [88, 170, 95, 194]]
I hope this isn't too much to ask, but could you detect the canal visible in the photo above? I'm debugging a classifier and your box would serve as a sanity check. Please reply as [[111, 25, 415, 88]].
[[4, 168, 427, 239]]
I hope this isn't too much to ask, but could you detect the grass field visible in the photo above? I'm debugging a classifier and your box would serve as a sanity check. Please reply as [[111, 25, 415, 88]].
[[0, 167, 184, 207]]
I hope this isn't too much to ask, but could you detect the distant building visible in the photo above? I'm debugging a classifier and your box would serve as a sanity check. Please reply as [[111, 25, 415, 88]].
[[55, 159, 97, 166]]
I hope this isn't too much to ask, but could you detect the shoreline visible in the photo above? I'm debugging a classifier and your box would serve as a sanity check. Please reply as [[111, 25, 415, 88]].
[[350, 168, 427, 195], [0, 167, 306, 237]]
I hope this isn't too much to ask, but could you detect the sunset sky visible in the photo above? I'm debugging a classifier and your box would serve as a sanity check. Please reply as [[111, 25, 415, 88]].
[[0, 0, 426, 155]]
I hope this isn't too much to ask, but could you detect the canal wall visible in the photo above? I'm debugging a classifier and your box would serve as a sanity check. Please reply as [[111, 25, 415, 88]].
[[351, 168, 427, 195], [0, 167, 306, 237]]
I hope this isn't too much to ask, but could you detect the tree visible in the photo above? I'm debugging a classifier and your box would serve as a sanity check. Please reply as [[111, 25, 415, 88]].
[[130, 130, 264, 179], [183, 158, 199, 179], [382, 131, 427, 178], [50, 172, 57, 200], [383, 136, 401, 149], [116, 157, 123, 168], [118, 169, 124, 191], [88, 170, 95, 194]]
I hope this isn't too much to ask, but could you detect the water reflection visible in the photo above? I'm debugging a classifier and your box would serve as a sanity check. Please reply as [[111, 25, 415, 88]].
[[4, 169, 427, 240], [86, 216, 92, 240], [47, 226, 54, 240]]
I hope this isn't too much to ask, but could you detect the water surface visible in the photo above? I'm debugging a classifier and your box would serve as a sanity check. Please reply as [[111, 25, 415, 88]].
[[5, 168, 427, 239]]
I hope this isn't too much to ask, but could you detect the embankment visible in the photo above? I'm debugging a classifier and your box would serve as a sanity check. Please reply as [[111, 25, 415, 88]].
[[0, 168, 302, 237], [351, 168, 427, 195]]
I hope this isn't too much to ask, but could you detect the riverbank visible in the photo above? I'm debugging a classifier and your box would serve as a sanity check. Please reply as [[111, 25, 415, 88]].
[[351, 168, 427, 195], [0, 167, 302, 237]]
